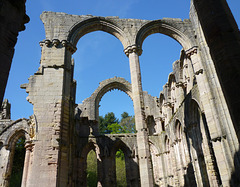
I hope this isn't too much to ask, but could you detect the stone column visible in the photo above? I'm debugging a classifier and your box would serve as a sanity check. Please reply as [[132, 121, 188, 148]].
[[154, 117, 162, 134], [22, 39, 76, 187], [21, 141, 33, 187], [124, 45, 154, 187], [175, 82, 185, 108]]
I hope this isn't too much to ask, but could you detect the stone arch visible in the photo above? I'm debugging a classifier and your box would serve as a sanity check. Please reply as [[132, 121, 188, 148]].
[[164, 135, 170, 153], [110, 139, 134, 186], [188, 99, 202, 125], [175, 119, 183, 139], [0, 119, 30, 187], [0, 119, 30, 149], [78, 77, 133, 121], [185, 99, 213, 186], [110, 139, 132, 159], [168, 73, 176, 104], [78, 141, 102, 186], [81, 141, 101, 161], [149, 141, 164, 186], [94, 78, 132, 112], [67, 17, 130, 49], [173, 119, 190, 186], [136, 19, 194, 51]]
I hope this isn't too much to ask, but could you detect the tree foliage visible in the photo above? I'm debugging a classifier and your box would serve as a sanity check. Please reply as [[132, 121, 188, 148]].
[[119, 112, 136, 133], [99, 112, 135, 134], [87, 150, 97, 187], [99, 112, 119, 134]]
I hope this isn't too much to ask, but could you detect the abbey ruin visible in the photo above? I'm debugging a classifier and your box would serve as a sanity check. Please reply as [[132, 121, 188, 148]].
[[0, 0, 240, 186]]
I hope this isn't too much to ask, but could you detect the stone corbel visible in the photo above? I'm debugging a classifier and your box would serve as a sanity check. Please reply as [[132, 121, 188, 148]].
[[154, 117, 163, 123], [25, 141, 34, 152], [164, 102, 174, 108], [211, 135, 226, 142], [185, 46, 198, 57], [39, 39, 77, 54], [176, 82, 186, 88], [124, 44, 142, 57], [195, 69, 203, 75]]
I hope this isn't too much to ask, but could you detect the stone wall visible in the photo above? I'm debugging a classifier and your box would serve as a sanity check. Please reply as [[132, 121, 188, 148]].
[[0, 0, 240, 186]]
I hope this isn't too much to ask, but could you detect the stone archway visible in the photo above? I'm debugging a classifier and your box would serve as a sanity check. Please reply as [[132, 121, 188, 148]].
[[0, 119, 31, 187], [67, 17, 131, 50], [135, 19, 195, 51], [77, 77, 133, 121]]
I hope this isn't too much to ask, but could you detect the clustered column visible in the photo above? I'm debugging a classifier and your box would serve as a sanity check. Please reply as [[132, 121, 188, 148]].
[[124, 45, 154, 187], [21, 141, 34, 187]]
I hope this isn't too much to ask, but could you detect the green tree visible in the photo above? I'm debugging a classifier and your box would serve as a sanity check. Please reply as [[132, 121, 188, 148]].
[[119, 112, 136, 133], [107, 123, 125, 134], [116, 149, 127, 186], [99, 112, 119, 134], [87, 150, 97, 187], [99, 112, 135, 134]]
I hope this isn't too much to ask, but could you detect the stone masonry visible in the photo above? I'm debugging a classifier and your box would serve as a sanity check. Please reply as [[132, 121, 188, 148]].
[[0, 0, 240, 186]]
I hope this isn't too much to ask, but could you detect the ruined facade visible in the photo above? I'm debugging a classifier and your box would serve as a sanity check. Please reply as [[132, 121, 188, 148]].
[[0, 0, 240, 186]]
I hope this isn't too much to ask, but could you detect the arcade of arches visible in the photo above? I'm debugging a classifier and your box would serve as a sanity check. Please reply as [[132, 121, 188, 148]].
[[1, 1, 240, 187]]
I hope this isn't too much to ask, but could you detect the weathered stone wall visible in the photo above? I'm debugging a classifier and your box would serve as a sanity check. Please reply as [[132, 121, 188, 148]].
[[1, 0, 240, 186]]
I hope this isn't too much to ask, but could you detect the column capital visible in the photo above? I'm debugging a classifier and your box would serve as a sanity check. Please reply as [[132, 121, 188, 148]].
[[185, 46, 198, 57], [154, 117, 165, 122], [124, 44, 142, 57], [39, 39, 77, 54], [25, 141, 34, 151], [176, 82, 186, 88]]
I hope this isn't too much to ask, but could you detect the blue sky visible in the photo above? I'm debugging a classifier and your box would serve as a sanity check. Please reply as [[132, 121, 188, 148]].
[[4, 0, 240, 120]]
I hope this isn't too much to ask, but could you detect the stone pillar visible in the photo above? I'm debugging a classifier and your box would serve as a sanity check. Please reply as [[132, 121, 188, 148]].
[[154, 117, 162, 134], [175, 82, 185, 108], [124, 45, 154, 187], [21, 141, 33, 187], [0, 146, 10, 186], [21, 39, 76, 187]]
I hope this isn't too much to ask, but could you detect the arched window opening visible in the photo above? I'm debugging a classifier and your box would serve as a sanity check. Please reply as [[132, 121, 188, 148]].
[[98, 90, 135, 135], [86, 150, 98, 187], [9, 136, 26, 187], [188, 100, 210, 186], [73, 31, 130, 105], [115, 148, 127, 187], [140, 34, 182, 98]]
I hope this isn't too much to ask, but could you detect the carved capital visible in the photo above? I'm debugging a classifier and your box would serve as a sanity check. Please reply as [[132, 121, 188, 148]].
[[25, 141, 34, 152], [211, 135, 226, 142], [176, 82, 183, 88], [163, 102, 174, 108], [124, 45, 142, 57], [195, 69, 203, 75], [183, 63, 188, 68], [39, 39, 77, 54], [185, 46, 198, 57], [154, 117, 161, 122]]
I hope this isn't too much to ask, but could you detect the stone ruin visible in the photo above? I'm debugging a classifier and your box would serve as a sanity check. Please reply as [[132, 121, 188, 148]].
[[0, 0, 240, 186]]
